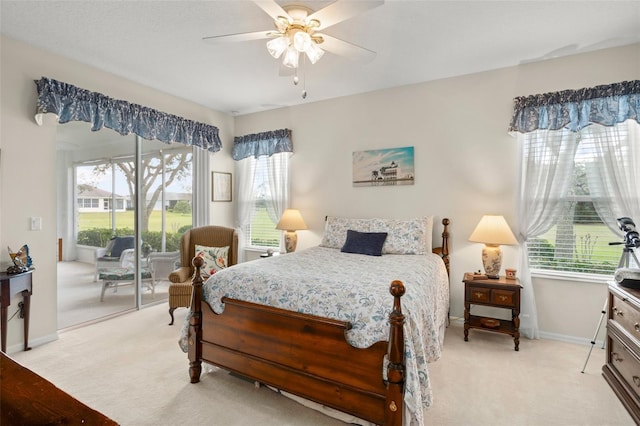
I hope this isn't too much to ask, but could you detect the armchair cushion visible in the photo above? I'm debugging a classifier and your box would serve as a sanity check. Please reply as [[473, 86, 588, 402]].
[[108, 236, 135, 258]]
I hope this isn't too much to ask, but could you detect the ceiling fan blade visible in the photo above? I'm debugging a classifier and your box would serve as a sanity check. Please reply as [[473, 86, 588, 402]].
[[320, 34, 376, 62], [202, 31, 272, 44], [253, 0, 289, 21], [308, 0, 384, 30]]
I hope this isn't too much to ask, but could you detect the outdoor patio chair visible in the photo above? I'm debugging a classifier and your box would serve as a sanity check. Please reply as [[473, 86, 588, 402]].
[[94, 236, 135, 281], [97, 249, 154, 301]]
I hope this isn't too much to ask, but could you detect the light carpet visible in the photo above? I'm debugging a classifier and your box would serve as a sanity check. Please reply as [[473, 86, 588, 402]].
[[10, 304, 634, 426]]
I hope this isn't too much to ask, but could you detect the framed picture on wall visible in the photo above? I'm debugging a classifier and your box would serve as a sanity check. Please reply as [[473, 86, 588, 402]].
[[352, 146, 415, 187], [212, 171, 232, 202]]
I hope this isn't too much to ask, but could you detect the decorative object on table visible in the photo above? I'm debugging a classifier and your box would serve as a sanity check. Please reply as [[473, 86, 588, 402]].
[[6, 245, 32, 274], [352, 146, 415, 187], [480, 318, 501, 328], [141, 242, 153, 258], [468, 215, 518, 279], [463, 271, 488, 281], [212, 171, 232, 202], [276, 209, 307, 253], [505, 268, 517, 279]]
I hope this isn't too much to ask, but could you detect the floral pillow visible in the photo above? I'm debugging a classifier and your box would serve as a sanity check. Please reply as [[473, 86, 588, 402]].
[[320, 216, 372, 249], [194, 245, 229, 278], [370, 216, 433, 254]]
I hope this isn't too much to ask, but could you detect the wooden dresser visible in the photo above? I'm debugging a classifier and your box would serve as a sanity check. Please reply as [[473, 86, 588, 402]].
[[603, 281, 640, 424]]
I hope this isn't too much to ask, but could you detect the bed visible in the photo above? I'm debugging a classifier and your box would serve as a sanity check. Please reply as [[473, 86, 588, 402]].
[[180, 216, 450, 426]]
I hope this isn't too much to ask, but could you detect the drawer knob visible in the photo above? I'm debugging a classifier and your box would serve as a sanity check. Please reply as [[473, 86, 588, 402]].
[[612, 306, 624, 316], [499, 295, 507, 302], [612, 352, 623, 362], [634, 376, 640, 388]]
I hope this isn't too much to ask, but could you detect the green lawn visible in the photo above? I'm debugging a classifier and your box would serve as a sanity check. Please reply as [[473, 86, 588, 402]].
[[79, 211, 192, 233], [536, 223, 622, 265]]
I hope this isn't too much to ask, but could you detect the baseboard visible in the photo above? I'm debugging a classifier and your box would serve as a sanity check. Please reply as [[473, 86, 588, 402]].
[[539, 330, 605, 347], [5, 332, 59, 355], [449, 317, 604, 347]]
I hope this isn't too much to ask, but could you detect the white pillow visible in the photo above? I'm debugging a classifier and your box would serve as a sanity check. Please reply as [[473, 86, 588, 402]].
[[194, 245, 229, 278], [370, 216, 433, 254]]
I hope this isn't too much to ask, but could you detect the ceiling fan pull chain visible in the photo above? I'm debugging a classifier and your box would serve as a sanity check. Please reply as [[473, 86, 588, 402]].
[[301, 56, 308, 99]]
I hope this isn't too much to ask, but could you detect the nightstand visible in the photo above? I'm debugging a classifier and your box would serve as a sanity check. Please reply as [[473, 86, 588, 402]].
[[463, 275, 522, 351]]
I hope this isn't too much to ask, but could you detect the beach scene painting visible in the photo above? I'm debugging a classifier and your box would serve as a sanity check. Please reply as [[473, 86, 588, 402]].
[[352, 146, 415, 187]]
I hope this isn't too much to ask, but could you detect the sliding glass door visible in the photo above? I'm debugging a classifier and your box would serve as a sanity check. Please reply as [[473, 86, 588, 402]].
[[57, 123, 192, 328]]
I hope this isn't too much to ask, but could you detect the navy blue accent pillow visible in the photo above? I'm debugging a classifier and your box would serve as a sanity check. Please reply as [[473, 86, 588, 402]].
[[109, 236, 135, 258], [340, 230, 388, 256]]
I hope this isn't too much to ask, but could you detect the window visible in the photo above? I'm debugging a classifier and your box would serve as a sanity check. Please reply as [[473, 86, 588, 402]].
[[74, 146, 193, 252], [525, 121, 639, 275], [240, 153, 290, 250]]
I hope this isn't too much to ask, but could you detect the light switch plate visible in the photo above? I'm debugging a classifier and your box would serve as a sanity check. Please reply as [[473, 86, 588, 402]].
[[30, 217, 42, 231]]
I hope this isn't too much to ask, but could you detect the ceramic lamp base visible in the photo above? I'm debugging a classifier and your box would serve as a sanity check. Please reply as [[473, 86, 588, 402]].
[[482, 244, 502, 279], [284, 230, 298, 253]]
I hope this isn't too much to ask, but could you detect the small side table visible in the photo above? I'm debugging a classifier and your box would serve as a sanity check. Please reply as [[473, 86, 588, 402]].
[[0, 269, 33, 353], [463, 275, 522, 351]]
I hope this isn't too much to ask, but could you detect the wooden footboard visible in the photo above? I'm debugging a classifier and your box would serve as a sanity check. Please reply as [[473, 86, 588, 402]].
[[187, 218, 450, 426], [188, 254, 405, 425]]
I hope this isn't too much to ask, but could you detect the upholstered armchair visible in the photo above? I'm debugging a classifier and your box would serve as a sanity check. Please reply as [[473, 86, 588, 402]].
[[167, 226, 238, 325]]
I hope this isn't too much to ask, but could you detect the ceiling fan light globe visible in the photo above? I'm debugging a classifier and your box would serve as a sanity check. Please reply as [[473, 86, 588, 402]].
[[293, 31, 312, 52], [266, 36, 289, 59], [305, 43, 324, 64], [275, 16, 289, 32], [282, 46, 299, 69]]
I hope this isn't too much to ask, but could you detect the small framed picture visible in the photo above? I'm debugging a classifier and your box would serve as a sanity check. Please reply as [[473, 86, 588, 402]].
[[212, 171, 232, 202]]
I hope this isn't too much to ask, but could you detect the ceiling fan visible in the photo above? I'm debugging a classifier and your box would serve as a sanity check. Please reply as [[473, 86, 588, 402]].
[[202, 1, 384, 73]]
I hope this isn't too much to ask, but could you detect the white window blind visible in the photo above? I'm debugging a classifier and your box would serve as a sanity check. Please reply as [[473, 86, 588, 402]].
[[243, 155, 287, 249], [527, 127, 627, 275]]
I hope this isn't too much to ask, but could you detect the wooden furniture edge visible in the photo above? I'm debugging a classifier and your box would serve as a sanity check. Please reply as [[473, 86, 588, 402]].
[[1, 352, 117, 425]]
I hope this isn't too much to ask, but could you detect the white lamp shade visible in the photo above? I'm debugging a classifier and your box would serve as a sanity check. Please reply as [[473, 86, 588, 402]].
[[469, 215, 518, 245], [266, 36, 290, 59], [304, 42, 325, 64], [276, 209, 307, 231], [293, 30, 312, 52], [282, 46, 299, 68]]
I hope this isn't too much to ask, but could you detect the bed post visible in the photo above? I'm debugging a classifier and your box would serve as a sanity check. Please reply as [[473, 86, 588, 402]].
[[188, 256, 204, 383], [441, 218, 450, 276], [385, 280, 405, 426]]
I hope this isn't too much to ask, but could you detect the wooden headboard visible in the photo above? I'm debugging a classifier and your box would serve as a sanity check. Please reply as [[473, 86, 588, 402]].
[[432, 218, 450, 277]]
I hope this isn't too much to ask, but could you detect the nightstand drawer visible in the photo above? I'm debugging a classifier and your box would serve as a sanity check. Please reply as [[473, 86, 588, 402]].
[[609, 333, 640, 400], [469, 287, 491, 303], [611, 293, 640, 344], [492, 289, 516, 307]]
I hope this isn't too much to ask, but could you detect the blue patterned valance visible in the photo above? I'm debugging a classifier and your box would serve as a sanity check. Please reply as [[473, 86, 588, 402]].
[[232, 128, 293, 160], [35, 77, 222, 152], [509, 80, 640, 133]]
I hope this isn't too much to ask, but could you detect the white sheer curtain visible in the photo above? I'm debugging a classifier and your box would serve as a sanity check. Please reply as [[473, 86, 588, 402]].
[[516, 129, 580, 339], [584, 121, 640, 237], [265, 153, 291, 252], [234, 158, 258, 263], [192, 146, 209, 228]]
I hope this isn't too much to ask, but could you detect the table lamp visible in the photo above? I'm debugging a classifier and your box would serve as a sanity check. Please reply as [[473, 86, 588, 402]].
[[276, 209, 307, 253], [469, 215, 518, 279]]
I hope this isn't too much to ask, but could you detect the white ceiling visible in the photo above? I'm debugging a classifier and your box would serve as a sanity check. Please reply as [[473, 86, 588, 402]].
[[1, 0, 639, 117]]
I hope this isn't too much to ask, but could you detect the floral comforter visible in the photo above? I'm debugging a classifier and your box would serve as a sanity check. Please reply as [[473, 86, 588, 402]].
[[179, 246, 449, 426]]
